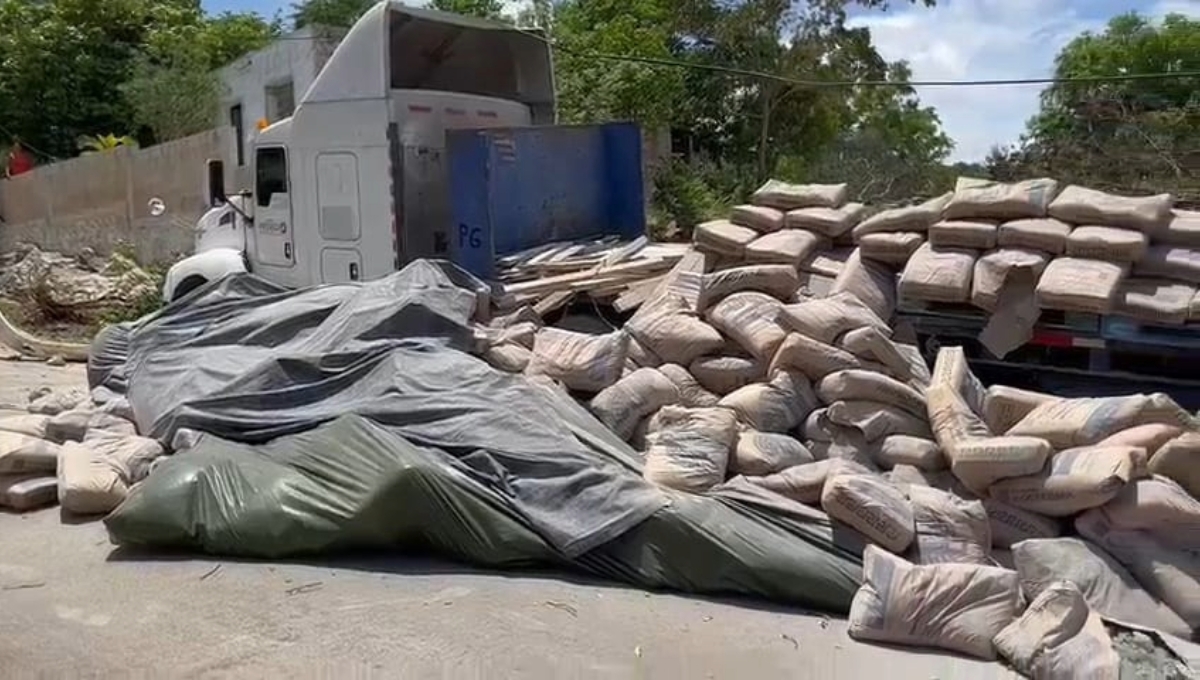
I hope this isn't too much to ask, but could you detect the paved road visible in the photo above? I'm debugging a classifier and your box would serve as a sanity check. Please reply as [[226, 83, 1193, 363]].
[[0, 363, 1017, 679]]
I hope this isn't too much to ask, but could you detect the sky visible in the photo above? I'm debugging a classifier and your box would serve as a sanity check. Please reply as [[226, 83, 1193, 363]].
[[203, 0, 1200, 163]]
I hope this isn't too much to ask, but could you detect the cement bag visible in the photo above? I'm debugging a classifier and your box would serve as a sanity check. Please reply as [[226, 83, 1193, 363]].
[[1097, 423, 1183, 454], [971, 248, 1051, 312], [997, 218, 1073, 254], [699, 265, 799, 308], [928, 220, 998, 250], [689, 355, 764, 395], [1161, 209, 1200, 248], [0, 432, 61, 474], [803, 408, 835, 443], [1076, 510, 1200, 630], [82, 429, 164, 484], [744, 229, 828, 267], [857, 232, 924, 265], [46, 409, 96, 443], [626, 299, 724, 366], [839, 327, 931, 386], [888, 464, 959, 491], [747, 458, 872, 505], [1114, 278, 1195, 325], [800, 246, 854, 277], [795, 270, 837, 298], [983, 497, 1064, 549], [0, 474, 57, 511], [899, 243, 976, 304], [526, 327, 629, 392], [626, 337, 662, 369], [951, 437, 1054, 496], [848, 545, 1022, 659], [943, 177, 1059, 221], [1007, 393, 1194, 450], [817, 370, 926, 418], [925, 383, 991, 458], [777, 292, 890, 345], [643, 405, 737, 493], [1012, 537, 1192, 639], [751, 179, 847, 210], [822, 474, 915, 552], [831, 249, 897, 322], [694, 219, 758, 257], [784, 203, 867, 238], [1029, 608, 1120, 680], [705, 291, 788, 361], [589, 368, 680, 440], [769, 332, 862, 381], [1097, 476, 1200, 547], [827, 400, 933, 442], [1134, 245, 1200, 285], [719, 370, 818, 434], [27, 388, 89, 416], [729, 204, 785, 233], [930, 346, 987, 418], [57, 440, 128, 516], [1149, 432, 1200, 498], [0, 415, 51, 439], [875, 435, 945, 471], [852, 193, 951, 238], [988, 445, 1148, 517], [1035, 257, 1127, 313], [993, 581, 1120, 680], [732, 431, 815, 476], [485, 344, 531, 373], [656, 364, 719, 408], [907, 485, 992, 565], [1065, 226, 1148, 263], [984, 385, 1059, 435], [1047, 185, 1173, 237]]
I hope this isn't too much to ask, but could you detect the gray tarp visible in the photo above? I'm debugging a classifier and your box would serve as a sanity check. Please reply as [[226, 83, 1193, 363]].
[[95, 260, 862, 613]]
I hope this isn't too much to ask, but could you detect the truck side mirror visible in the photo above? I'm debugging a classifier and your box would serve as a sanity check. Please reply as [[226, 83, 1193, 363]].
[[206, 159, 227, 207]]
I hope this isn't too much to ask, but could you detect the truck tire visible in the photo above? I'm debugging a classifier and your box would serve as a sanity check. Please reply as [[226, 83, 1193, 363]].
[[172, 275, 208, 303]]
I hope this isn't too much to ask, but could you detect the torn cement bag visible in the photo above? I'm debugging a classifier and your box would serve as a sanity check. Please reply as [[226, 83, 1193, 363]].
[[729, 204, 785, 233], [827, 401, 933, 442], [688, 355, 764, 396], [983, 497, 1064, 549], [626, 298, 725, 367], [526, 327, 630, 393], [1076, 510, 1200, 631], [590, 368, 681, 441], [705, 292, 788, 361], [1048, 185, 1173, 237], [693, 220, 759, 257], [699, 265, 800, 308], [803, 409, 835, 443], [777, 292, 890, 345], [1134, 245, 1200, 285], [801, 246, 854, 277], [751, 179, 847, 210], [1012, 538, 1192, 639], [643, 405, 737, 493], [931, 346, 987, 418], [928, 220, 999, 250], [746, 458, 873, 505], [1065, 226, 1149, 263], [0, 415, 51, 439], [817, 370, 926, 418], [81, 429, 164, 484], [0, 432, 62, 474], [951, 437, 1054, 496], [1031, 607, 1121, 680], [988, 445, 1148, 517], [656, 364, 718, 408], [1097, 424, 1184, 455], [984, 385, 1059, 435], [28, 388, 88, 416], [899, 243, 977, 304], [1035, 257, 1128, 314], [851, 193, 951, 238], [997, 218, 1073, 255], [943, 177, 1059, 221], [839, 327, 931, 386], [907, 484, 992, 565], [823, 474, 915, 552], [874, 436, 945, 471], [57, 440, 128, 516], [831, 249, 897, 322], [732, 431, 816, 476], [857, 232, 925, 265], [1007, 393, 1194, 450], [744, 229, 829, 267], [485, 344, 532, 373], [1114, 278, 1196, 325], [992, 581, 1106, 679], [0, 474, 57, 511], [1161, 209, 1200, 249], [848, 545, 1022, 660], [784, 203, 867, 238], [719, 370, 818, 434], [1096, 476, 1200, 548], [769, 332, 862, 381], [1149, 432, 1200, 499], [971, 248, 1051, 312]]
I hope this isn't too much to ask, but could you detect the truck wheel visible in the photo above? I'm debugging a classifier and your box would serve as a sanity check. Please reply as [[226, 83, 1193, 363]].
[[171, 275, 208, 302]]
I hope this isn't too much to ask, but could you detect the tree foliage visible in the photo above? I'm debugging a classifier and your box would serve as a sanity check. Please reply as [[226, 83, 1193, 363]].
[[289, 0, 374, 29]]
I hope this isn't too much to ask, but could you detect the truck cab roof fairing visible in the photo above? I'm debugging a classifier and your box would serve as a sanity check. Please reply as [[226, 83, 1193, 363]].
[[300, 2, 556, 124]]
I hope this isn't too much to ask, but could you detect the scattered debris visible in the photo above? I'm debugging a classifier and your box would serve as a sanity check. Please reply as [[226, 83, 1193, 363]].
[[199, 564, 222, 581], [284, 581, 324, 596], [543, 600, 579, 617]]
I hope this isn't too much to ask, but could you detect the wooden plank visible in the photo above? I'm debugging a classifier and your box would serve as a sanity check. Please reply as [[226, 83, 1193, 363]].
[[533, 290, 574, 316], [599, 236, 649, 269], [613, 275, 667, 313], [502, 257, 678, 297]]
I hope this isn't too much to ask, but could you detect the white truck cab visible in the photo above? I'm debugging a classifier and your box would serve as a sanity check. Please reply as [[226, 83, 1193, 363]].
[[164, 2, 555, 301]]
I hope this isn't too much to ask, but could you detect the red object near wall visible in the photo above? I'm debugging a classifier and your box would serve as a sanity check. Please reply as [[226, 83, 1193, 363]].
[[6, 145, 34, 177]]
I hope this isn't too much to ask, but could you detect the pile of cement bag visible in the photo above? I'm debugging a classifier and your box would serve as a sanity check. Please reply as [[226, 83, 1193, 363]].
[[0, 388, 163, 515]]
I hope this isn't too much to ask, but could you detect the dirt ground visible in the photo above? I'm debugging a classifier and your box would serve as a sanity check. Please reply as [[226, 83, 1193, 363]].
[[0, 361, 1019, 679]]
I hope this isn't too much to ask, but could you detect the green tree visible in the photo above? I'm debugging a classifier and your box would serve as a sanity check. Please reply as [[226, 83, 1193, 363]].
[[290, 0, 373, 29], [428, 0, 505, 19]]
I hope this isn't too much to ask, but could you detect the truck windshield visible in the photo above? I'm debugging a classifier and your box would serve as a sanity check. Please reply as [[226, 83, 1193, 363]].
[[255, 147, 288, 208]]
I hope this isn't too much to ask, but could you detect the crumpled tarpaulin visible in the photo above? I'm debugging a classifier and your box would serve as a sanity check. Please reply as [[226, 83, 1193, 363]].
[[94, 260, 862, 613]]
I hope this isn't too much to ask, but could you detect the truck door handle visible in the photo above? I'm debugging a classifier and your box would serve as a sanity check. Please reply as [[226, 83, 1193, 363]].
[[284, 243, 292, 260], [349, 262, 360, 280]]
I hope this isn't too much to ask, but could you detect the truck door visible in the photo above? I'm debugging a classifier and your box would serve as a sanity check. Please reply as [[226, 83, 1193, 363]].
[[315, 152, 363, 283], [253, 146, 295, 268]]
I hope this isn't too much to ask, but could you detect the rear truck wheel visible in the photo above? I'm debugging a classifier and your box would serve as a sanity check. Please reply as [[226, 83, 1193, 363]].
[[171, 275, 208, 303]]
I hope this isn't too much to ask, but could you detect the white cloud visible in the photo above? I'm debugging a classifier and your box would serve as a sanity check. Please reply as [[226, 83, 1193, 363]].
[[850, 0, 1199, 163]]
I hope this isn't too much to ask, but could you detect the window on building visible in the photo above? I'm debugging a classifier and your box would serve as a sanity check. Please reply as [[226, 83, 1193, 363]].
[[265, 81, 296, 122], [255, 147, 288, 208], [230, 104, 245, 166]]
